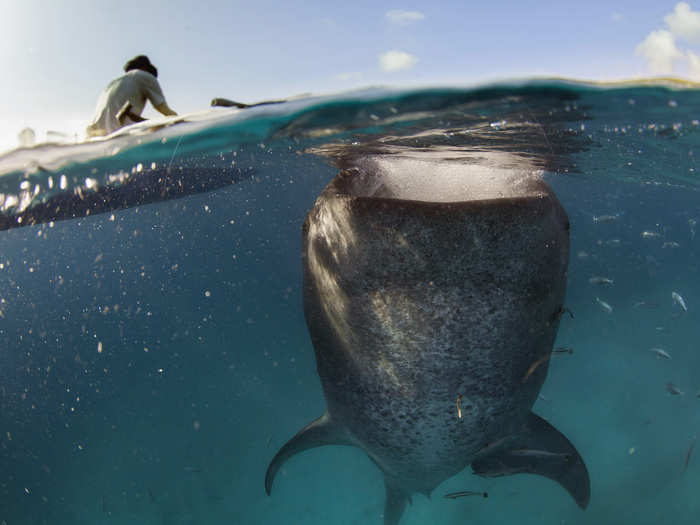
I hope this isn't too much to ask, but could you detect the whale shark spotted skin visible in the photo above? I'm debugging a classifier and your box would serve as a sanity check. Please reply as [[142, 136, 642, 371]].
[[266, 153, 590, 524]]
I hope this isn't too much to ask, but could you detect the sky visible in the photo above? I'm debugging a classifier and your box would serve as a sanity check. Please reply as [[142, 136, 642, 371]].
[[1, 0, 699, 152]]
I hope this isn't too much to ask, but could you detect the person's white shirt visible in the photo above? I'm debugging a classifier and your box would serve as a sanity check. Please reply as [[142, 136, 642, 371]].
[[86, 69, 170, 138]]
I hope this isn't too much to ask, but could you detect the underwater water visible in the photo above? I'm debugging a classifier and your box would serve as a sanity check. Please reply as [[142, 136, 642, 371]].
[[1, 80, 699, 525]]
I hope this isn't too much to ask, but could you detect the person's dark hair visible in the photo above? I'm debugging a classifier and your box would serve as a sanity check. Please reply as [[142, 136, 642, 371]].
[[124, 55, 158, 78]]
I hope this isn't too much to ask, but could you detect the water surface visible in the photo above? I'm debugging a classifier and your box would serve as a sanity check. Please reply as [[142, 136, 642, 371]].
[[1, 80, 699, 525]]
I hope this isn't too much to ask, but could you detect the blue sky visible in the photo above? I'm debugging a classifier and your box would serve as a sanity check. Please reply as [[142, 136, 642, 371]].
[[1, 1, 698, 151]]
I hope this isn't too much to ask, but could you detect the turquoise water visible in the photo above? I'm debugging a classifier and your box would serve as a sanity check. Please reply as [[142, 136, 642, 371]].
[[1, 80, 699, 524]]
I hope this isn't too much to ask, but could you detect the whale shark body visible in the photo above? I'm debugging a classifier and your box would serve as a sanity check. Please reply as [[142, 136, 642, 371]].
[[266, 153, 590, 524]]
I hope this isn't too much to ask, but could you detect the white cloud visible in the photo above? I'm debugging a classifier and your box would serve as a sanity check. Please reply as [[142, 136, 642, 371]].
[[635, 29, 683, 74], [378, 50, 418, 72], [687, 50, 700, 78], [385, 10, 424, 25], [665, 2, 700, 43], [611, 12, 623, 22]]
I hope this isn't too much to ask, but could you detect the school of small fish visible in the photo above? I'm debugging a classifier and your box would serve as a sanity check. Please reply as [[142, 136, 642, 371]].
[[489, 210, 696, 497], [587, 212, 697, 475]]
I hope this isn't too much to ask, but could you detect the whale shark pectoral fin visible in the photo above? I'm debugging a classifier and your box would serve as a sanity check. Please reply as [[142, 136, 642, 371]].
[[265, 411, 350, 495], [471, 412, 590, 509], [383, 479, 411, 525]]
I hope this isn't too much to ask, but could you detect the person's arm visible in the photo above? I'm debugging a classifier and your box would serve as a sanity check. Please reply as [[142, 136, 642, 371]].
[[155, 102, 177, 116], [138, 72, 177, 116]]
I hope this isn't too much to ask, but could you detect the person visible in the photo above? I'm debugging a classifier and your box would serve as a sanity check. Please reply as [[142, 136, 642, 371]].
[[85, 55, 177, 138]]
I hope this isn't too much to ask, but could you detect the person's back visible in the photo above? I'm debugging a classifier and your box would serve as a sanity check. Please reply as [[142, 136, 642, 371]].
[[86, 55, 176, 138]]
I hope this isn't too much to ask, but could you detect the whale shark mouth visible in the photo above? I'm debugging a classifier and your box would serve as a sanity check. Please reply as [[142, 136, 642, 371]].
[[333, 150, 547, 204]]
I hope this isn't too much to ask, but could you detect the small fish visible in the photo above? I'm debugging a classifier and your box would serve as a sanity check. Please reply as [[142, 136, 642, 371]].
[[593, 214, 618, 223], [596, 297, 613, 313], [552, 347, 573, 355], [183, 466, 202, 473], [666, 382, 684, 396], [662, 241, 680, 249], [649, 348, 672, 360], [551, 306, 574, 321], [471, 464, 521, 477], [682, 436, 697, 474], [475, 433, 521, 456], [148, 488, 156, 503], [456, 394, 463, 419], [509, 449, 572, 460], [597, 238, 621, 247], [521, 354, 552, 384], [444, 491, 488, 500], [633, 300, 660, 309], [641, 231, 661, 239], [672, 292, 688, 312], [589, 276, 614, 285]]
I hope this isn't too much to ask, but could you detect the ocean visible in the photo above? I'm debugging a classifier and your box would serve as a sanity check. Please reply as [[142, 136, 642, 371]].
[[1, 80, 699, 524]]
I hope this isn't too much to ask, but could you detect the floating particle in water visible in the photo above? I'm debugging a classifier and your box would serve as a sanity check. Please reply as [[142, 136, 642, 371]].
[[97, 341, 103, 354], [204, 290, 211, 297], [641, 231, 660, 239]]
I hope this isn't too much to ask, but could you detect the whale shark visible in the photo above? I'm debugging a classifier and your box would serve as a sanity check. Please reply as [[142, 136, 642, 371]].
[[266, 151, 590, 524]]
